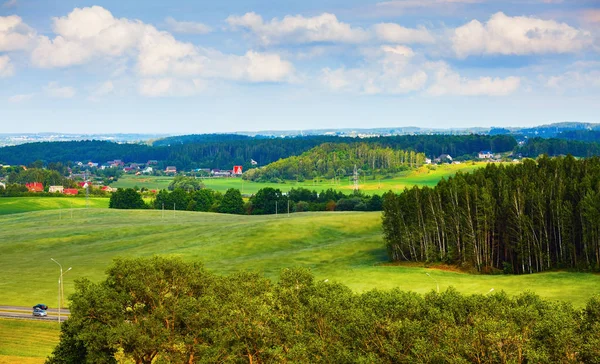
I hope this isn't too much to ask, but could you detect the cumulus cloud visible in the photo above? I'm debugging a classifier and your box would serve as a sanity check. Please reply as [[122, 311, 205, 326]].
[[2, 0, 17, 8], [165, 17, 211, 34], [0, 15, 36, 51], [377, 0, 482, 9], [373, 23, 435, 44], [426, 61, 521, 96], [8, 93, 33, 103], [45, 82, 76, 98], [321, 45, 428, 94], [0, 55, 14, 77], [321, 47, 520, 96], [139, 78, 206, 97], [227, 12, 370, 45], [452, 12, 593, 58], [29, 6, 295, 90]]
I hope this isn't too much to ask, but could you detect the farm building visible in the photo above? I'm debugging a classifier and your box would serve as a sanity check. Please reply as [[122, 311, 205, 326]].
[[63, 189, 78, 195], [165, 166, 177, 174], [25, 182, 44, 192], [49, 186, 64, 193], [478, 151, 493, 159]]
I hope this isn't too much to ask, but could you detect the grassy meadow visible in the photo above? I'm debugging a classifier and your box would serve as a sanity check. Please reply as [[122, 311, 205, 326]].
[[111, 162, 492, 195], [0, 197, 109, 215], [0, 319, 59, 363], [1, 208, 599, 309]]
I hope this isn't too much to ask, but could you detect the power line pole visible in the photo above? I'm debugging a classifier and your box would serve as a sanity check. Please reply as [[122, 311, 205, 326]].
[[275, 200, 278, 216]]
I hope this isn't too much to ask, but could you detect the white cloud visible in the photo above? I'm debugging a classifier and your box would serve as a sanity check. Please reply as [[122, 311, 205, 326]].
[[373, 23, 434, 44], [0, 15, 36, 51], [88, 80, 115, 100], [227, 12, 369, 45], [376, 0, 482, 10], [426, 61, 521, 96], [165, 17, 211, 34], [138, 78, 205, 97], [29, 6, 295, 92], [0, 55, 14, 77], [45, 82, 76, 98], [321, 48, 520, 97], [8, 93, 33, 103], [32, 6, 144, 68], [2, 0, 17, 8], [321, 45, 427, 94], [545, 70, 600, 90], [452, 12, 593, 58]]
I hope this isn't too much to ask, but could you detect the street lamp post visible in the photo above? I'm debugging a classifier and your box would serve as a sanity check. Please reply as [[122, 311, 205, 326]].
[[425, 272, 439, 293], [51, 258, 71, 323]]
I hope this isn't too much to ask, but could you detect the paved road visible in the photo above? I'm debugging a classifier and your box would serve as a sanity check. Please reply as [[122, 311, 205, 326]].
[[0, 305, 70, 322]]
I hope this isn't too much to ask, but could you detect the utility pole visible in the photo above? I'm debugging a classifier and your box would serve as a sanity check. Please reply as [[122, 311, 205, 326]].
[[162, 202, 164, 220], [275, 201, 278, 216], [287, 199, 290, 217], [353, 164, 359, 192]]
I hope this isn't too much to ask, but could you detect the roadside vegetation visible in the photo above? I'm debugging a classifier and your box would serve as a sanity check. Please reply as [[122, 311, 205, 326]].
[[47, 256, 600, 363]]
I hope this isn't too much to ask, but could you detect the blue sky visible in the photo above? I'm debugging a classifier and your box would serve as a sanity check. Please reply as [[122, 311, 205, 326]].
[[0, 0, 598, 133]]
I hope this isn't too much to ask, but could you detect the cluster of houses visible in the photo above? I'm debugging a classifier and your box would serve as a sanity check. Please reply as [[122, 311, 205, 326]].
[[23, 182, 115, 194]]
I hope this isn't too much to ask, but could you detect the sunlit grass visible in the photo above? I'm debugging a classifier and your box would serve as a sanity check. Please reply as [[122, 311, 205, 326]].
[[111, 162, 494, 195], [0, 197, 109, 215], [0, 208, 598, 309], [0, 319, 59, 360]]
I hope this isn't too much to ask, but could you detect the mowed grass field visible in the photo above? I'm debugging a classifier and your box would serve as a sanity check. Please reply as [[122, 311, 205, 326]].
[[111, 162, 492, 195], [0, 197, 109, 215], [0, 319, 59, 363], [1, 208, 599, 309]]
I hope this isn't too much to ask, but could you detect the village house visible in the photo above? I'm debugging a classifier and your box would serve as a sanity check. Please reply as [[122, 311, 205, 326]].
[[63, 188, 78, 195], [25, 182, 44, 192], [49, 186, 64, 193], [165, 166, 177, 174], [434, 154, 453, 164], [478, 151, 493, 159]]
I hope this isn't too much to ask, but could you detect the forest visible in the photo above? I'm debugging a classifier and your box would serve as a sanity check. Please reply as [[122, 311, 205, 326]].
[[382, 156, 600, 273], [517, 137, 600, 158], [0, 134, 516, 170], [243, 143, 427, 182], [47, 256, 600, 363], [110, 186, 383, 214]]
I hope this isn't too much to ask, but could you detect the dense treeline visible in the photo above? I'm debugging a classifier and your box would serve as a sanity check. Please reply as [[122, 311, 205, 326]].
[[383, 156, 600, 273], [518, 137, 600, 157], [110, 186, 383, 214], [47, 257, 600, 363], [0, 134, 517, 171], [556, 130, 600, 142], [244, 143, 426, 182]]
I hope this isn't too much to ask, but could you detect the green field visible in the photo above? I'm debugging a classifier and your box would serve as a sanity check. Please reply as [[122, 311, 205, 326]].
[[0, 197, 109, 215], [111, 162, 491, 195], [0, 319, 59, 363], [1, 208, 599, 309]]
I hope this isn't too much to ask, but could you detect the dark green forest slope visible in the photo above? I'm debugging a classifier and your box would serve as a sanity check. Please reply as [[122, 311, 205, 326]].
[[383, 156, 600, 273]]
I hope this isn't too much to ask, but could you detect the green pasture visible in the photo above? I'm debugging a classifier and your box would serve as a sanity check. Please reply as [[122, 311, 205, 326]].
[[0, 208, 598, 309], [0, 197, 109, 215], [0, 319, 59, 363], [112, 162, 493, 195]]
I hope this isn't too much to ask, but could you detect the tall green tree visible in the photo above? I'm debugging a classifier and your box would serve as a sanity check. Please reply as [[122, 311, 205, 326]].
[[219, 188, 245, 214], [109, 188, 146, 209]]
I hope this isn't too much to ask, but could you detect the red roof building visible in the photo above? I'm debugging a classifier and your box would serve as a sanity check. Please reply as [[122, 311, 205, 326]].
[[25, 182, 44, 192], [63, 189, 78, 195]]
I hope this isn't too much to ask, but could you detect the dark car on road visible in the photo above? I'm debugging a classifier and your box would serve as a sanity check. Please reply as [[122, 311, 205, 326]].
[[33, 304, 48, 310]]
